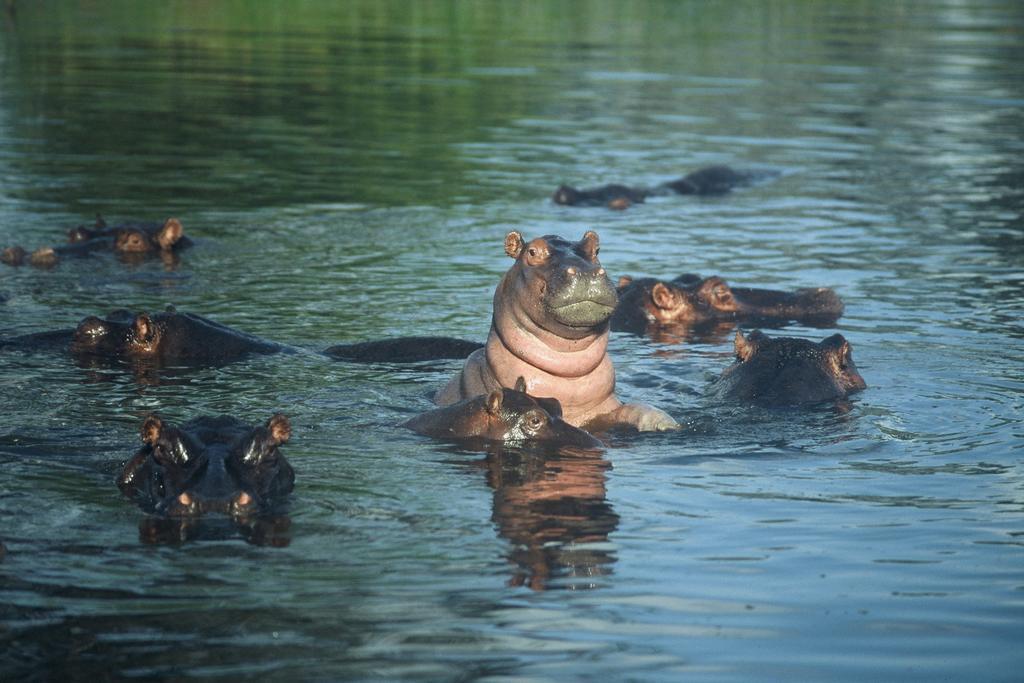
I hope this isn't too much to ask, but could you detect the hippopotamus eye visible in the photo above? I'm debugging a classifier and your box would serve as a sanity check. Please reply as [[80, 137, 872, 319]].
[[523, 411, 547, 434]]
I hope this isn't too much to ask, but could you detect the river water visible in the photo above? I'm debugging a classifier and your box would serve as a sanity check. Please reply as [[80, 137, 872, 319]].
[[1, 2, 1022, 681]]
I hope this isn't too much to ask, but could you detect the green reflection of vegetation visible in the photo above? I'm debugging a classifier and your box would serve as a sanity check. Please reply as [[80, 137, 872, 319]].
[[0, 0, 984, 212]]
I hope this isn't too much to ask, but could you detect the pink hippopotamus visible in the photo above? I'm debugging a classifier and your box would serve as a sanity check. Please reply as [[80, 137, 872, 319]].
[[435, 230, 678, 432]]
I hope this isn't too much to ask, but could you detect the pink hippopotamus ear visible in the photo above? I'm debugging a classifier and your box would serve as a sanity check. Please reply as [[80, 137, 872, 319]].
[[579, 230, 600, 261], [504, 231, 525, 259], [265, 414, 291, 445], [141, 414, 164, 445], [132, 313, 158, 343], [650, 282, 679, 310], [734, 330, 766, 362], [486, 388, 505, 415], [156, 218, 184, 250]]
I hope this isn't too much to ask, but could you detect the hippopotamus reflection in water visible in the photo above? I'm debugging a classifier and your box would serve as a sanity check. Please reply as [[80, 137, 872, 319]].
[[435, 230, 678, 432], [405, 377, 603, 450], [118, 414, 295, 544], [1, 307, 284, 369], [482, 445, 618, 590], [612, 273, 845, 335], [708, 330, 867, 405], [1, 216, 190, 267], [553, 165, 771, 210]]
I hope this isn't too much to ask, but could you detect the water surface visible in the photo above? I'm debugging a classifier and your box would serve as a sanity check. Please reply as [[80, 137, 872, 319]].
[[1, 2, 1023, 681]]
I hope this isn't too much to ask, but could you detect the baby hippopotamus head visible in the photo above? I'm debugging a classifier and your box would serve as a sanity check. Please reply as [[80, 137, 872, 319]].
[[504, 230, 618, 337], [711, 330, 867, 405], [114, 218, 184, 253], [405, 377, 603, 449], [118, 414, 295, 517]]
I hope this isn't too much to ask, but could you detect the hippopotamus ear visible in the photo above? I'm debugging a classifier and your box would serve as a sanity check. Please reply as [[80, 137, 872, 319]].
[[734, 330, 763, 362], [141, 414, 164, 445], [821, 334, 852, 368], [504, 231, 525, 259], [617, 275, 633, 289], [266, 414, 291, 445], [132, 314, 157, 343], [651, 282, 678, 310], [700, 277, 735, 308], [156, 218, 184, 250], [486, 389, 504, 415], [579, 230, 600, 261], [514, 376, 528, 393]]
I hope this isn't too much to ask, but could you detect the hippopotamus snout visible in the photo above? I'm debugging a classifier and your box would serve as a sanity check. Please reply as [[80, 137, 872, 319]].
[[545, 260, 618, 327]]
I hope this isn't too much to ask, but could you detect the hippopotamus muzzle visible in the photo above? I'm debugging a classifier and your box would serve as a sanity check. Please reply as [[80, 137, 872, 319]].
[[546, 265, 618, 327]]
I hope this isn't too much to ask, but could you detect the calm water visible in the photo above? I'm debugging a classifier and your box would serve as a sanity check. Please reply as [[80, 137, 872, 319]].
[[2, 1, 1023, 680]]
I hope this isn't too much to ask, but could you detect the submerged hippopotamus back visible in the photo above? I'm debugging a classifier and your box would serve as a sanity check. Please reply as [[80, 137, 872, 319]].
[[612, 273, 844, 333], [709, 330, 867, 405], [118, 414, 295, 517], [435, 230, 678, 432], [406, 376, 602, 449]]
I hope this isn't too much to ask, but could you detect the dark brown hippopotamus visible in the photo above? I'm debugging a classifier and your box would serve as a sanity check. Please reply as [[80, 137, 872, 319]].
[[118, 414, 294, 518], [406, 377, 603, 449], [552, 165, 766, 209], [611, 273, 845, 334], [708, 330, 867, 405], [435, 230, 678, 432], [324, 336, 483, 363], [2, 216, 190, 267], [0, 307, 284, 367]]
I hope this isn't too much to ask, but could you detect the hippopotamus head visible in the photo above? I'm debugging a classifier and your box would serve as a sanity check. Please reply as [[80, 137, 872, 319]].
[[711, 330, 867, 405], [70, 312, 164, 357], [406, 377, 603, 449], [118, 414, 295, 517], [612, 274, 845, 333], [68, 217, 184, 253], [503, 230, 618, 337]]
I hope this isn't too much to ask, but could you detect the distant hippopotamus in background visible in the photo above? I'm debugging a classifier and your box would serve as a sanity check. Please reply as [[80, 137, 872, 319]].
[[552, 165, 770, 209], [118, 413, 295, 518], [405, 376, 603, 449], [435, 230, 678, 432], [708, 330, 867, 405], [1, 216, 190, 267], [0, 306, 284, 367], [612, 273, 845, 334]]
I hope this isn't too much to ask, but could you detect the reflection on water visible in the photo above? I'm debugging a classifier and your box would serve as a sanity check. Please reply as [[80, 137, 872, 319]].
[[480, 445, 618, 591], [1, 0, 1024, 680]]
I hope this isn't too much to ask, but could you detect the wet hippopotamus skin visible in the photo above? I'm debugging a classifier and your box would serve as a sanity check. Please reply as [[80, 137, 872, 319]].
[[0, 307, 284, 367], [552, 165, 763, 209], [117, 414, 294, 517], [2, 216, 190, 267], [324, 336, 483, 363], [708, 330, 867, 405], [611, 273, 845, 333], [435, 230, 678, 432], [406, 377, 603, 449]]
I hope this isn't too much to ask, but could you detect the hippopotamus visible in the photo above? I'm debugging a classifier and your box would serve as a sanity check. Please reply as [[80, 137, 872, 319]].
[[435, 230, 678, 432], [405, 377, 603, 449], [611, 273, 845, 334], [118, 414, 294, 517], [2, 216, 190, 267], [324, 336, 483, 363], [552, 165, 765, 209], [0, 306, 284, 366], [708, 330, 867, 405]]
